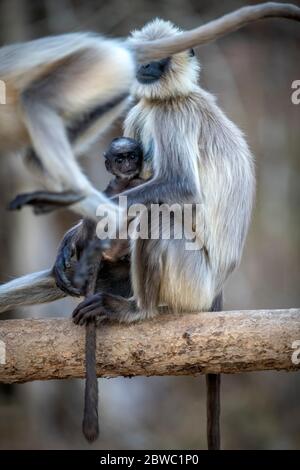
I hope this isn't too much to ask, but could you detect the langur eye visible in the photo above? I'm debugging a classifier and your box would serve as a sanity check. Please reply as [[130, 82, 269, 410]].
[[116, 158, 123, 164], [130, 154, 137, 160]]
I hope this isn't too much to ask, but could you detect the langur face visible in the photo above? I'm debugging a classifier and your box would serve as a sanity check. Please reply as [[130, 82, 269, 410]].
[[104, 138, 143, 179], [136, 57, 170, 84]]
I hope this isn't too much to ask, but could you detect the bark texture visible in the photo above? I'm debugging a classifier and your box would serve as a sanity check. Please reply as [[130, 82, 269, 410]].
[[0, 309, 299, 383]]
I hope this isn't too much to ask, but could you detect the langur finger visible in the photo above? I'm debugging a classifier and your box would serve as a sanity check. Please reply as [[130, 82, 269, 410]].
[[72, 295, 102, 316], [79, 312, 106, 326], [73, 306, 104, 325], [73, 310, 94, 325]]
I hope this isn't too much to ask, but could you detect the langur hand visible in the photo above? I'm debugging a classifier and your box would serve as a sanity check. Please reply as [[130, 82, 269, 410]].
[[72, 293, 108, 325], [52, 226, 82, 297]]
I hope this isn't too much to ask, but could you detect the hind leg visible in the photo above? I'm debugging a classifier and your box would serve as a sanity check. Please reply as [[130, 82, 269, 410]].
[[72, 293, 154, 325]]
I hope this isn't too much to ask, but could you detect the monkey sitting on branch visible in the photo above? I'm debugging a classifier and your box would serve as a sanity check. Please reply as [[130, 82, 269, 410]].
[[52, 9, 300, 446], [1, 3, 300, 449]]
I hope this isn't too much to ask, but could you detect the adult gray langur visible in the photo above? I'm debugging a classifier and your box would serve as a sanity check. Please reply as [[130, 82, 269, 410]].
[[57, 19, 256, 450], [0, 2, 299, 223], [0, 3, 300, 449]]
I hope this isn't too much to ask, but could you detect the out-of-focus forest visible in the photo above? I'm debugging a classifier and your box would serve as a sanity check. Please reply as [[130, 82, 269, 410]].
[[0, 0, 299, 450]]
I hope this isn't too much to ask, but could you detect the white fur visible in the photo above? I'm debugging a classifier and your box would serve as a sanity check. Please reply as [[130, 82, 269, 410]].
[[125, 19, 255, 313]]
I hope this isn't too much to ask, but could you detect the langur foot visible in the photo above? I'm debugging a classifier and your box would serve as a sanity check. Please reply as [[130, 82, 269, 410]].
[[72, 293, 138, 325], [8, 190, 84, 215], [52, 229, 82, 297], [72, 293, 108, 325]]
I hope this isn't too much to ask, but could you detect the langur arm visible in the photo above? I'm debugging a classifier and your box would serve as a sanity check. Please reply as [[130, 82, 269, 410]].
[[21, 91, 93, 195], [53, 175, 194, 291], [20, 95, 116, 218], [72, 293, 153, 325], [111, 176, 194, 207], [16, 46, 130, 219], [15, 96, 128, 215], [9, 190, 84, 215]]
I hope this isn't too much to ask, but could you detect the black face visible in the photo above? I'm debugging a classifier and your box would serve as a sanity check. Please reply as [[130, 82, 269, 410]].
[[104, 137, 143, 179], [136, 57, 170, 84]]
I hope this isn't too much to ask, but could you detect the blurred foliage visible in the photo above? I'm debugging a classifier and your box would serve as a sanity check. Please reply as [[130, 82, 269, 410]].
[[0, 0, 299, 450]]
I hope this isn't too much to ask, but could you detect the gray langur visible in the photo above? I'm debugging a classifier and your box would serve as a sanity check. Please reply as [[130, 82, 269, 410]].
[[0, 3, 299, 223], [56, 19, 256, 450], [0, 3, 300, 448]]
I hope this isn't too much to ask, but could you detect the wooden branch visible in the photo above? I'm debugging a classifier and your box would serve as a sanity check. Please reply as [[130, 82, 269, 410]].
[[133, 2, 300, 61], [0, 309, 299, 383]]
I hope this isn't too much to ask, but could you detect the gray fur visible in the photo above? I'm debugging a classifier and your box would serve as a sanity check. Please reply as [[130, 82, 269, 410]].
[[122, 19, 255, 316], [0, 33, 135, 220], [72, 19, 255, 323], [0, 269, 65, 313]]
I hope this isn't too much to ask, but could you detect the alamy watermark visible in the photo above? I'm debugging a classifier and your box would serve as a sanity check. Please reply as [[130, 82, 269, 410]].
[[96, 196, 205, 251], [0, 340, 6, 365], [291, 80, 300, 105], [0, 79, 6, 105], [291, 340, 300, 365]]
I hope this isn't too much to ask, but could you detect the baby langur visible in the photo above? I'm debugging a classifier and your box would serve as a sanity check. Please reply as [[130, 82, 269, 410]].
[[70, 136, 145, 442], [0, 136, 145, 442], [74, 137, 145, 293], [104, 137, 144, 196]]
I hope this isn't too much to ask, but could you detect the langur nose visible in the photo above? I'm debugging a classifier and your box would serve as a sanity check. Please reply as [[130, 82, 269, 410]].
[[140, 63, 151, 71]]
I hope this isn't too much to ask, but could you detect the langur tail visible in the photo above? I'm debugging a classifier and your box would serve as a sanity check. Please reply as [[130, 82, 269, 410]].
[[0, 269, 66, 313], [206, 292, 223, 450]]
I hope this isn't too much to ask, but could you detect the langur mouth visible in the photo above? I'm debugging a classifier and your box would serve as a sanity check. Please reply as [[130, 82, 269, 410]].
[[136, 58, 170, 84], [136, 73, 161, 84]]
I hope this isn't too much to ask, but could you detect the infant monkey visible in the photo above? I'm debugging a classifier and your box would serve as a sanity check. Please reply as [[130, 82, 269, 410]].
[[69, 136, 145, 442], [69, 136, 145, 299], [104, 137, 144, 196]]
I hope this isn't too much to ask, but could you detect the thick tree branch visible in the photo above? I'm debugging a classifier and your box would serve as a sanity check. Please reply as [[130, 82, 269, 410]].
[[0, 309, 299, 383]]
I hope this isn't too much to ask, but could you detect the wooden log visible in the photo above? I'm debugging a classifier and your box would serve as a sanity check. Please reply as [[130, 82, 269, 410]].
[[0, 309, 299, 383]]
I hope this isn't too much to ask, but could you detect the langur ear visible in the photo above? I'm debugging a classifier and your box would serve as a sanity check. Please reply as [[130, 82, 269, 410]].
[[105, 159, 111, 173]]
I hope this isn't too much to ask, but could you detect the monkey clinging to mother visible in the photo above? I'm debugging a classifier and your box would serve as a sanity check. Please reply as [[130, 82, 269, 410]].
[[0, 1, 299, 451]]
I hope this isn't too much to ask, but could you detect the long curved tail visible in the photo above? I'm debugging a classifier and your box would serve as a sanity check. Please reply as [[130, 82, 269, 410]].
[[83, 322, 99, 442], [0, 269, 66, 313], [206, 292, 223, 450]]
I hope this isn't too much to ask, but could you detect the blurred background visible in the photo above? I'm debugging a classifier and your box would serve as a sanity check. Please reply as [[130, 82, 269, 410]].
[[0, 0, 299, 450]]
